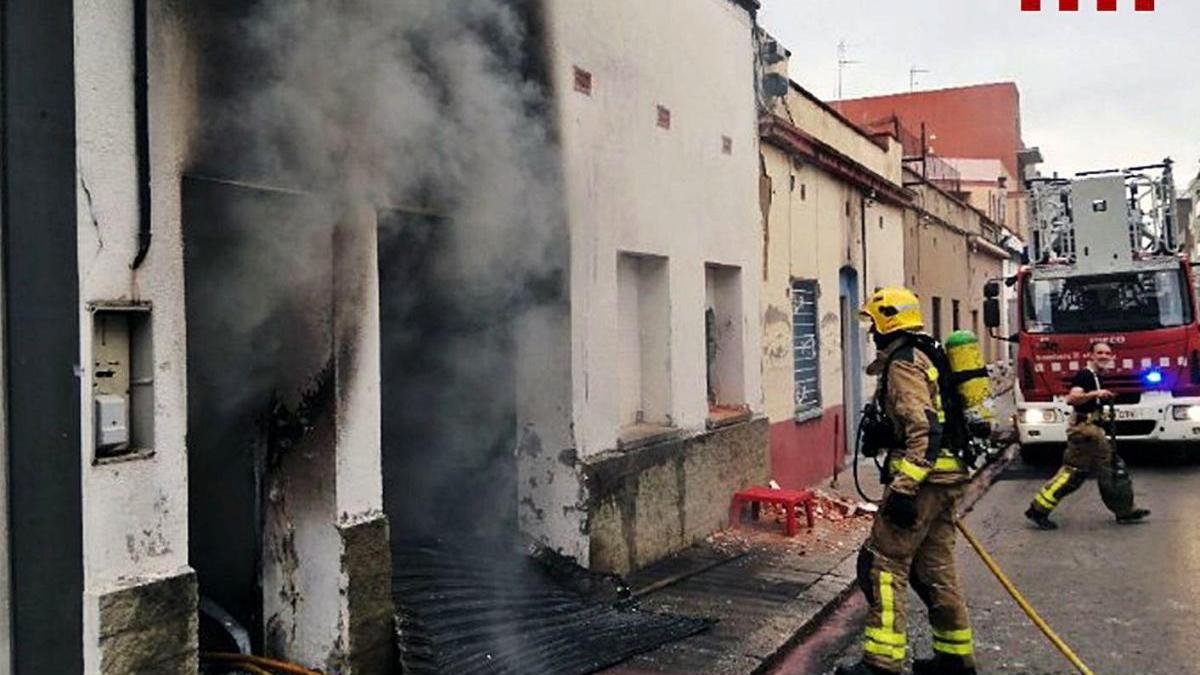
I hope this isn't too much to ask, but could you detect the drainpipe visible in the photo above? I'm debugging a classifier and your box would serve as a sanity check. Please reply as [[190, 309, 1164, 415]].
[[860, 194, 868, 302], [131, 0, 152, 270]]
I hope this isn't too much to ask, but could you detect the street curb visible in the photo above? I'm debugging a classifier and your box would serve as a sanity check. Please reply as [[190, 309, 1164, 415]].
[[751, 445, 1019, 674], [747, 548, 861, 675]]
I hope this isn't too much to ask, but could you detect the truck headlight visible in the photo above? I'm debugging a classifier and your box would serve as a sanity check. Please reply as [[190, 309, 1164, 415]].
[[1023, 409, 1061, 425], [1171, 405, 1200, 421]]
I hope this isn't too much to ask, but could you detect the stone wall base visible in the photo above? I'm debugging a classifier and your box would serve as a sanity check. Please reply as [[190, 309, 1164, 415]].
[[584, 417, 770, 574], [96, 568, 198, 675], [338, 515, 395, 675]]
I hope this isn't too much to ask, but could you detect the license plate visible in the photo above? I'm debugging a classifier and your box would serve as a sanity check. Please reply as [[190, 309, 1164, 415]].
[[1115, 409, 1138, 420]]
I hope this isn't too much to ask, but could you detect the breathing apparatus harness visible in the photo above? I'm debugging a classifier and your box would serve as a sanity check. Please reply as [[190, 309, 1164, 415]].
[[850, 333, 1098, 674], [853, 332, 991, 502]]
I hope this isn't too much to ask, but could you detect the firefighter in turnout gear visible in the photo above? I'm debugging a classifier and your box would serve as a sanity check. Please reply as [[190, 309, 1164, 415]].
[[1024, 342, 1151, 530], [837, 288, 977, 675]]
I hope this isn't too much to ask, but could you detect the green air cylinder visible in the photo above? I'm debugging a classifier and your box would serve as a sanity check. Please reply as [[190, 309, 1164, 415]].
[[946, 330, 992, 418]]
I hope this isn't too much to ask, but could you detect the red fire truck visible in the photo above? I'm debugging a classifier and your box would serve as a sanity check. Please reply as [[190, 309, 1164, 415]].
[[984, 160, 1200, 456]]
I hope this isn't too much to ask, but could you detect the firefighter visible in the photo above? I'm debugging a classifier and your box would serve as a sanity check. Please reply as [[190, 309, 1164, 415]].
[[1024, 342, 1151, 530], [837, 288, 976, 675]]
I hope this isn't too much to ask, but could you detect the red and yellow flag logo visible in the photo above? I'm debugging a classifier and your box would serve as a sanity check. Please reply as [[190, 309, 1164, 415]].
[[1022, 0, 1154, 9]]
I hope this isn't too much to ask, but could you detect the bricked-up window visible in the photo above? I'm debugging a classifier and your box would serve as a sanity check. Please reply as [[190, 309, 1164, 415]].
[[618, 253, 672, 429], [932, 297, 943, 340], [657, 105, 671, 129], [706, 265, 745, 413], [792, 280, 822, 421], [573, 66, 592, 95]]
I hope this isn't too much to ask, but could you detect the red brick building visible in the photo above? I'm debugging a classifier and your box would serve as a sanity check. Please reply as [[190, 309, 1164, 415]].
[[835, 82, 1041, 236]]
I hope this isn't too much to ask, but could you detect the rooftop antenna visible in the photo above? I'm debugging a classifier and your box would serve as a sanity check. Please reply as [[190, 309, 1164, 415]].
[[836, 39, 860, 100], [909, 66, 929, 92]]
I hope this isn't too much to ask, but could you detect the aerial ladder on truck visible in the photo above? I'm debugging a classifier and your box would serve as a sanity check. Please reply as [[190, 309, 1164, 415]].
[[1027, 160, 1180, 266], [984, 159, 1200, 459]]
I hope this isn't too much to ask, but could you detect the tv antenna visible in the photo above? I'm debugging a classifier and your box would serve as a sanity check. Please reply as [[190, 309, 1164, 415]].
[[836, 40, 860, 100], [909, 66, 929, 92]]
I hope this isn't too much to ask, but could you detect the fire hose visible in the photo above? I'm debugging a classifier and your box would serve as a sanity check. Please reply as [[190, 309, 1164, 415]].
[[955, 519, 1096, 675]]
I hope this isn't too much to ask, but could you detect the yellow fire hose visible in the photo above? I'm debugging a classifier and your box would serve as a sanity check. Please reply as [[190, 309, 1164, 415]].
[[955, 518, 1096, 675]]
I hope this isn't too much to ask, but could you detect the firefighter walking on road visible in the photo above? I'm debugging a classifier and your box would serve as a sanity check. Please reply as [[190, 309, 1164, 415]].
[[1024, 342, 1151, 530], [837, 288, 977, 675]]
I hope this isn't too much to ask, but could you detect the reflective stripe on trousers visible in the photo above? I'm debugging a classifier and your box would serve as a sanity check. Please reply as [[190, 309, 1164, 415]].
[[932, 627, 974, 656], [864, 571, 906, 663], [1034, 466, 1076, 512]]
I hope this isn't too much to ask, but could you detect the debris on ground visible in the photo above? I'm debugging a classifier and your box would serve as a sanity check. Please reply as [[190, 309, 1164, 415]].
[[708, 485, 875, 558]]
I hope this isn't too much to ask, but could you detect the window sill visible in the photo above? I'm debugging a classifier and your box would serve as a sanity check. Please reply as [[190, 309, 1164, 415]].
[[93, 448, 156, 467], [794, 407, 824, 424], [707, 404, 751, 430], [618, 424, 681, 451]]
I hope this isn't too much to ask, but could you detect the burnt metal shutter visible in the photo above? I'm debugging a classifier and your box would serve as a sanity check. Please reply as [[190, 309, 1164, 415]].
[[792, 280, 822, 421]]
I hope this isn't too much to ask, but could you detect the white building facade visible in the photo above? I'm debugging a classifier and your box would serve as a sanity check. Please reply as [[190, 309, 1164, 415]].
[[2, 3, 392, 672], [519, 0, 769, 573]]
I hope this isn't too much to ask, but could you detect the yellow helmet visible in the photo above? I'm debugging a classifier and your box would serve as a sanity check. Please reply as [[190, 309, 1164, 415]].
[[858, 287, 924, 335]]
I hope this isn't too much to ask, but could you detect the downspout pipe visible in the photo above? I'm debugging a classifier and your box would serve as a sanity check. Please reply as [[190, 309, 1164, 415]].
[[131, 0, 151, 270], [860, 194, 868, 302]]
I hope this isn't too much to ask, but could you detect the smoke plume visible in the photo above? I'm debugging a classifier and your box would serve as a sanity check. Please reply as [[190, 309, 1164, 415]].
[[192, 0, 566, 536]]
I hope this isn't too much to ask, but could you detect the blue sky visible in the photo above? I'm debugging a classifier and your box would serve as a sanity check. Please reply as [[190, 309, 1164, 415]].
[[759, 0, 1200, 184]]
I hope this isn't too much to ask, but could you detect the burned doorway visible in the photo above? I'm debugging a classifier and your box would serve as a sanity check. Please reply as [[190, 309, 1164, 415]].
[[183, 176, 336, 648], [377, 210, 520, 540]]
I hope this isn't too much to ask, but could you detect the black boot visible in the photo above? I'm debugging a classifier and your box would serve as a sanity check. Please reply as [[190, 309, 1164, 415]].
[[913, 654, 978, 674], [834, 661, 895, 675], [1025, 506, 1058, 530], [1116, 507, 1150, 524]]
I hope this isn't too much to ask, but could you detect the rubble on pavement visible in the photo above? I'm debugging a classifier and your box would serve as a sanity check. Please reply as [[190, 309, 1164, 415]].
[[707, 485, 875, 558]]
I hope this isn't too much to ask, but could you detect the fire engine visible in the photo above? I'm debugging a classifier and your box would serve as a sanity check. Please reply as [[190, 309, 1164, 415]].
[[983, 160, 1200, 456]]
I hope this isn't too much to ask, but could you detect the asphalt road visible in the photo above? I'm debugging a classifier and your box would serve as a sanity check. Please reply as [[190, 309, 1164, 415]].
[[805, 448, 1200, 675]]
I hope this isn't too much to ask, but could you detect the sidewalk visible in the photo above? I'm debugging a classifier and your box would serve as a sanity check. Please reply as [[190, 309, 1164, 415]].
[[603, 450, 1015, 675], [600, 484, 873, 675]]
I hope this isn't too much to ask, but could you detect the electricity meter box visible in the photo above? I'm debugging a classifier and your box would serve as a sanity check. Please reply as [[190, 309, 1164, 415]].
[[90, 303, 154, 460]]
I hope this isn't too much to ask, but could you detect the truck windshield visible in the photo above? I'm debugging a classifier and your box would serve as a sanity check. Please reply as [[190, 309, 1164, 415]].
[[1023, 269, 1193, 334]]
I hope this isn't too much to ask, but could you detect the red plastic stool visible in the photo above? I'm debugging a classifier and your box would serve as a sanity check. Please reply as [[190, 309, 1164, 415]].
[[729, 486, 816, 537]]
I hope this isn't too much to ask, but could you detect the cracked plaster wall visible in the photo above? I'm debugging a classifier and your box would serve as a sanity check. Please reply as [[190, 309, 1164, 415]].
[[73, 1, 199, 671], [518, 0, 764, 566], [71, 1, 399, 671], [760, 83, 907, 428]]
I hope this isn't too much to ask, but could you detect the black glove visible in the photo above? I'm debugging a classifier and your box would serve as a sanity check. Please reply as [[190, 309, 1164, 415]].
[[881, 491, 918, 529]]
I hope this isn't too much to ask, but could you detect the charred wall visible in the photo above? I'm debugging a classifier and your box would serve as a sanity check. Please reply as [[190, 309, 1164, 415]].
[[182, 177, 335, 643], [186, 0, 571, 615]]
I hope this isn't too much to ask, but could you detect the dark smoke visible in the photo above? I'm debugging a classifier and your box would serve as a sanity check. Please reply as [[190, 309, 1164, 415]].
[[189, 0, 567, 539]]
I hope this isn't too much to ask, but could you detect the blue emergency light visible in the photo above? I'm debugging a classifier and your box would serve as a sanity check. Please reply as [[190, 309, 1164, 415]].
[[1143, 369, 1164, 385]]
